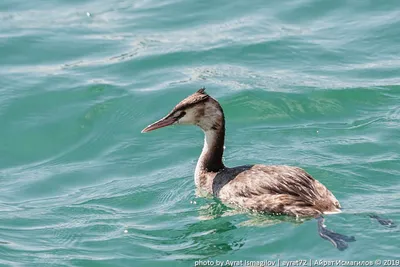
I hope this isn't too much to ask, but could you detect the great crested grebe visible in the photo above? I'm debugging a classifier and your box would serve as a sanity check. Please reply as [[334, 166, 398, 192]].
[[141, 88, 392, 250]]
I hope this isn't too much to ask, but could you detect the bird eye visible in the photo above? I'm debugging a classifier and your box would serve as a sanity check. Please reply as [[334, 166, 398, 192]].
[[174, 111, 186, 119]]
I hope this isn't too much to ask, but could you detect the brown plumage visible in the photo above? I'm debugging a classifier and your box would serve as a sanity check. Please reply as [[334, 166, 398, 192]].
[[210, 165, 340, 217]]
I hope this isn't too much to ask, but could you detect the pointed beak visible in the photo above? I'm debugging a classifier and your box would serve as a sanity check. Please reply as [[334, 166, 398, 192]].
[[141, 115, 176, 133]]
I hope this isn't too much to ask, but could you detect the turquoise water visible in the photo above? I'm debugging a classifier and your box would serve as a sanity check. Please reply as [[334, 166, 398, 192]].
[[1, 0, 400, 266]]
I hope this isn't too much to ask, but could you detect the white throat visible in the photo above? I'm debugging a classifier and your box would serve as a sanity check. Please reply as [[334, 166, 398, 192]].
[[194, 130, 217, 187]]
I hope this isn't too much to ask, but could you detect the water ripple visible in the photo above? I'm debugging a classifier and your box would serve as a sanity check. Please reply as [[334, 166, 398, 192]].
[[1, 0, 400, 265]]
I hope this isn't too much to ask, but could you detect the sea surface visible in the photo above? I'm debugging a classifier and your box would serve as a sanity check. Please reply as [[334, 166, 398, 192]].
[[1, 0, 399, 266]]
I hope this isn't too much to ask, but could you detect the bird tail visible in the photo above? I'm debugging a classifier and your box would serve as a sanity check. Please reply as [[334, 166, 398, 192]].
[[323, 208, 342, 215]]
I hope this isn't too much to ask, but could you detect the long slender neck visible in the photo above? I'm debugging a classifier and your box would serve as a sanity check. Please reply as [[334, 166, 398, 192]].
[[193, 98, 226, 189], [195, 117, 225, 176]]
